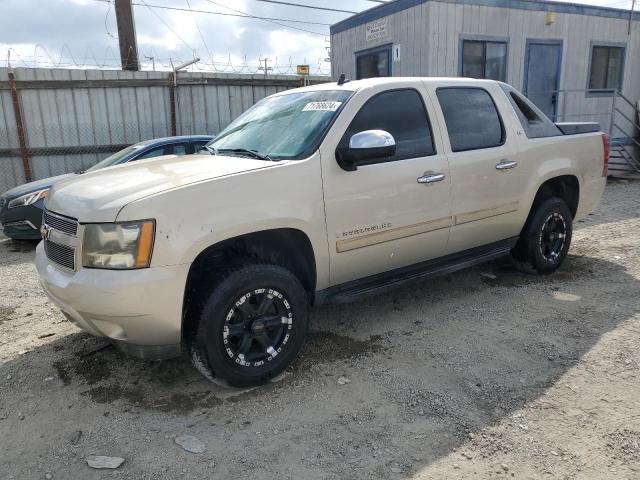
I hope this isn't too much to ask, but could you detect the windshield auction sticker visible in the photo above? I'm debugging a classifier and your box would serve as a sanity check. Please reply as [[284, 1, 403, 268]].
[[302, 101, 343, 112]]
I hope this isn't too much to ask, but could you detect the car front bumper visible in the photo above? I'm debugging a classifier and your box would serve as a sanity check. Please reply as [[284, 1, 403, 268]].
[[35, 242, 190, 359], [0, 202, 44, 240]]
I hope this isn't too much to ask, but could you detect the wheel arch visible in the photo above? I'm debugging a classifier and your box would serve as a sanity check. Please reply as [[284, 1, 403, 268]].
[[182, 228, 317, 339], [529, 174, 580, 219]]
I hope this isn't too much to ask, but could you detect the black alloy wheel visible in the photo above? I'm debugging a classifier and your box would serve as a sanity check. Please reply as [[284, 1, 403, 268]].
[[223, 288, 293, 367]]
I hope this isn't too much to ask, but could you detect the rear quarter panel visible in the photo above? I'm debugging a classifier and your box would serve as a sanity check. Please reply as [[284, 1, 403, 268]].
[[517, 132, 605, 223]]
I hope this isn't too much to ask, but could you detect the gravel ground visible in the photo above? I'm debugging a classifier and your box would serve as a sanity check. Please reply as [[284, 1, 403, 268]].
[[1, 180, 639, 480]]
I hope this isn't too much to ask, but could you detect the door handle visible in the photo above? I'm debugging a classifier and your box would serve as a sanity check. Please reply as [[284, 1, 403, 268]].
[[495, 160, 518, 170], [417, 172, 446, 184]]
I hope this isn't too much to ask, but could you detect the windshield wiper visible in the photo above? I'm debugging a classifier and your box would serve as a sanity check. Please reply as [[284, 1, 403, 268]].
[[218, 148, 273, 161], [202, 144, 218, 155]]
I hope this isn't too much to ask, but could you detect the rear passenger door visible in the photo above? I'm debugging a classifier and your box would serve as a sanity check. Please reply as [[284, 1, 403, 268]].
[[429, 83, 524, 255], [320, 85, 451, 286]]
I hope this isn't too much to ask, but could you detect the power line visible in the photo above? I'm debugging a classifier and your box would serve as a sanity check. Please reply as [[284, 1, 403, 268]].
[[185, 0, 213, 60], [201, 0, 328, 36], [145, 1, 332, 26], [90, 0, 332, 30], [137, 0, 197, 53], [252, 0, 357, 14]]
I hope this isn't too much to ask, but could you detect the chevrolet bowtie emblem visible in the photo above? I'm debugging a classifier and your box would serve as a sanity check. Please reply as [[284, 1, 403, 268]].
[[41, 224, 51, 241]]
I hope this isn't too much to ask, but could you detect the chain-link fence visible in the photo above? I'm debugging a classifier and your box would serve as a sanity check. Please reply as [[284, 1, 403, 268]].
[[0, 67, 329, 193]]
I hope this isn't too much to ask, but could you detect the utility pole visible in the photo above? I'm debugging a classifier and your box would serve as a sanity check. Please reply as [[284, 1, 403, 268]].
[[629, 0, 636, 35], [258, 57, 273, 77], [115, 0, 140, 71], [144, 55, 156, 71]]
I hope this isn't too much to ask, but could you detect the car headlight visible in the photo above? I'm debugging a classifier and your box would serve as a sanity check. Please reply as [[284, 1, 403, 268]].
[[8, 188, 49, 209], [82, 220, 155, 269]]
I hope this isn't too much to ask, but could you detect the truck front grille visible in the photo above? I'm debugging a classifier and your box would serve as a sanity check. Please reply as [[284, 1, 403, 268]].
[[44, 240, 76, 270], [44, 210, 78, 237]]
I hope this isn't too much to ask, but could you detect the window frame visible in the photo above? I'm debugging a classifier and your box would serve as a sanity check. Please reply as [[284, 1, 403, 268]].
[[354, 43, 392, 80], [338, 87, 437, 167], [586, 41, 626, 97], [436, 86, 507, 153], [458, 35, 509, 82]]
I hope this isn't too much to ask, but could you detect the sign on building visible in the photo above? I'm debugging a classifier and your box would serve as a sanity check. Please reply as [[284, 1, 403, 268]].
[[366, 18, 389, 42]]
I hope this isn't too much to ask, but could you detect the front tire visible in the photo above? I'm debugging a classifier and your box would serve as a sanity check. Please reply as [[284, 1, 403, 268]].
[[511, 196, 573, 274], [190, 263, 309, 387]]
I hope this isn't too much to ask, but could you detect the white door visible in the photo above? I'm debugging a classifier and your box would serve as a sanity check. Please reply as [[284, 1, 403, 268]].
[[319, 84, 452, 286]]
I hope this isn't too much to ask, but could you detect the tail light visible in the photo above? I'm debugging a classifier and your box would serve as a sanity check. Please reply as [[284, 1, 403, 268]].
[[601, 133, 609, 177]]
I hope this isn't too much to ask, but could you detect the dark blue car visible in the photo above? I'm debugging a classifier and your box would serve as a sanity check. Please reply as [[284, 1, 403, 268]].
[[0, 135, 213, 240]]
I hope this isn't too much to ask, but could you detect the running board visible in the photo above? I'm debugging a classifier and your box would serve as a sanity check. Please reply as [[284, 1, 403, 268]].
[[316, 237, 518, 304]]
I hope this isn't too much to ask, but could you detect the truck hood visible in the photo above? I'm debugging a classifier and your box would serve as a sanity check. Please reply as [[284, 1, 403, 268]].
[[45, 154, 276, 222]]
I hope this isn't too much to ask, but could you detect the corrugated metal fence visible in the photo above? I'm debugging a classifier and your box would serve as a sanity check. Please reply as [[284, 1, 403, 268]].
[[0, 67, 329, 193]]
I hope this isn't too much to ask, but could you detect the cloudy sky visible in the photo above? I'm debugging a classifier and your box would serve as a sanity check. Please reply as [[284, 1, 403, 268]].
[[0, 0, 635, 74]]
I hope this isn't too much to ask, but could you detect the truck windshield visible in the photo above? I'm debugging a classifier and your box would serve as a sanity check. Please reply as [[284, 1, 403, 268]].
[[206, 90, 352, 160]]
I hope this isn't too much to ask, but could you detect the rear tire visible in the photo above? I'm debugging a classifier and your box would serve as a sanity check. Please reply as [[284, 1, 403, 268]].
[[189, 263, 309, 387], [511, 196, 573, 274]]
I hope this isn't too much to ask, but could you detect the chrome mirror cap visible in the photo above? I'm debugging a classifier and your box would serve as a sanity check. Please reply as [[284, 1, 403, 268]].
[[349, 130, 396, 149]]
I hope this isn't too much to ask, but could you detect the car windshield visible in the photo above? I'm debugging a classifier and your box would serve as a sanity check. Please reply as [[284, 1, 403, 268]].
[[85, 143, 147, 172], [206, 90, 352, 160]]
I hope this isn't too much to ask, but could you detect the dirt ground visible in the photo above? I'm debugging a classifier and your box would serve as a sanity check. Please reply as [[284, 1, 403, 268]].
[[1, 180, 639, 480]]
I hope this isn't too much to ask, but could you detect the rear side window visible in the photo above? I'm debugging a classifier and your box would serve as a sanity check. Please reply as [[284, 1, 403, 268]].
[[135, 146, 169, 160], [340, 89, 435, 164], [436, 87, 505, 152], [171, 143, 189, 156], [499, 84, 562, 139]]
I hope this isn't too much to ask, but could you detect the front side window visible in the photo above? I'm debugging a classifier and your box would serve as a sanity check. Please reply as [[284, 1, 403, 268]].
[[461, 40, 507, 82], [588, 45, 625, 91], [339, 89, 435, 165], [192, 141, 209, 153], [356, 47, 391, 79], [207, 90, 352, 160], [437, 87, 504, 152]]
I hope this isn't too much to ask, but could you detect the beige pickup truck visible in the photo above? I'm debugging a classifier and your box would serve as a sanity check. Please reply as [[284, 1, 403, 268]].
[[36, 77, 607, 387]]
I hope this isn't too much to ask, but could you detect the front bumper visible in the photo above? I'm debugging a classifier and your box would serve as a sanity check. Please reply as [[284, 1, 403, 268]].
[[35, 242, 190, 359], [0, 202, 44, 240]]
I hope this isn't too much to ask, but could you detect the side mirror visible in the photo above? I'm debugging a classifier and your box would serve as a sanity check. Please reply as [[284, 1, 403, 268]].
[[336, 130, 396, 171]]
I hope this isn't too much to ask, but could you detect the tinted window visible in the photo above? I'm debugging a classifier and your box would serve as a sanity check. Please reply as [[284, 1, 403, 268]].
[[498, 83, 562, 139], [171, 143, 189, 156], [437, 88, 504, 152], [462, 40, 507, 82], [340, 89, 435, 164], [192, 141, 209, 153], [589, 45, 624, 91], [136, 146, 168, 160], [356, 48, 391, 80]]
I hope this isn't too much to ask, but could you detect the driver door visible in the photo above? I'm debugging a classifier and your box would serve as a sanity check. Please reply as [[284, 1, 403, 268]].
[[319, 84, 452, 286]]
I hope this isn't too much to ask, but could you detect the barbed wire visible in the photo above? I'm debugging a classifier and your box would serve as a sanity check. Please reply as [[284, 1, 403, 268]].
[[3, 47, 331, 75]]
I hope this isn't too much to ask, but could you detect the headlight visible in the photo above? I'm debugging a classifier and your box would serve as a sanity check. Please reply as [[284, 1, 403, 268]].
[[82, 220, 155, 269], [8, 188, 49, 209]]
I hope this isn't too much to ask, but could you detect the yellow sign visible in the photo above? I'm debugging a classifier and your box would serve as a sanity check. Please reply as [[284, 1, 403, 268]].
[[297, 65, 310, 75]]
